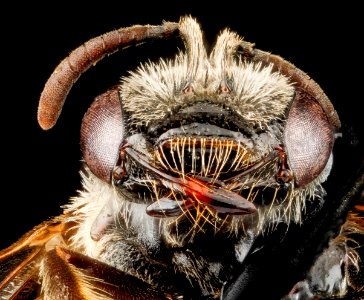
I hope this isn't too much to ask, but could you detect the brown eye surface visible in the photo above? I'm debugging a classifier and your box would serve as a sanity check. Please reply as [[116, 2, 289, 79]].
[[283, 88, 335, 187], [80, 87, 124, 183]]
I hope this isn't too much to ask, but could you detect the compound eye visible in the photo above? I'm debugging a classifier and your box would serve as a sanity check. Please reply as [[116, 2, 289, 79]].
[[283, 88, 335, 187], [80, 86, 125, 183]]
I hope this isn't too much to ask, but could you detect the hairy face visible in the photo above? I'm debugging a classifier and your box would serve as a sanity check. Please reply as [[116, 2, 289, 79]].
[[77, 16, 339, 240], [121, 19, 294, 130]]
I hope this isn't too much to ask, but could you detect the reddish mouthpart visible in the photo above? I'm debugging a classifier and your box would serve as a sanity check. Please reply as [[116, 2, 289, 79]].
[[124, 147, 257, 217]]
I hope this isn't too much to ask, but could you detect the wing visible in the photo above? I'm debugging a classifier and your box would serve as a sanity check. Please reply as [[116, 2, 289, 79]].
[[0, 216, 176, 300], [0, 217, 64, 299], [38, 246, 174, 300], [344, 194, 364, 294]]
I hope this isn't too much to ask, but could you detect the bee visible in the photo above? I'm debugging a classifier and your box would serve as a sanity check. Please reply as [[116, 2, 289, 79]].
[[0, 16, 363, 299]]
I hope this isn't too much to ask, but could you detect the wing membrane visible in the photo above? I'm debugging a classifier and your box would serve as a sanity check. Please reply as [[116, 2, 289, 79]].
[[0, 217, 64, 299]]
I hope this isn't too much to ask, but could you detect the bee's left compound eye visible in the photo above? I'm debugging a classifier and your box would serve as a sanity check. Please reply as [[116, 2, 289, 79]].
[[283, 88, 336, 187], [80, 87, 124, 183]]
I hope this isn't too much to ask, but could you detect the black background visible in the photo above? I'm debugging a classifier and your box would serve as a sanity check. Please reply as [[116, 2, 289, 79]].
[[2, 2, 363, 270]]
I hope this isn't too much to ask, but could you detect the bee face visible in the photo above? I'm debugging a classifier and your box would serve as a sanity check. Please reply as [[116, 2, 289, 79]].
[[80, 17, 338, 235]]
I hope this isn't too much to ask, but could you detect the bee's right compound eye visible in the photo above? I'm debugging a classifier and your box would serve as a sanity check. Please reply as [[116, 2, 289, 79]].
[[80, 87, 125, 183]]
